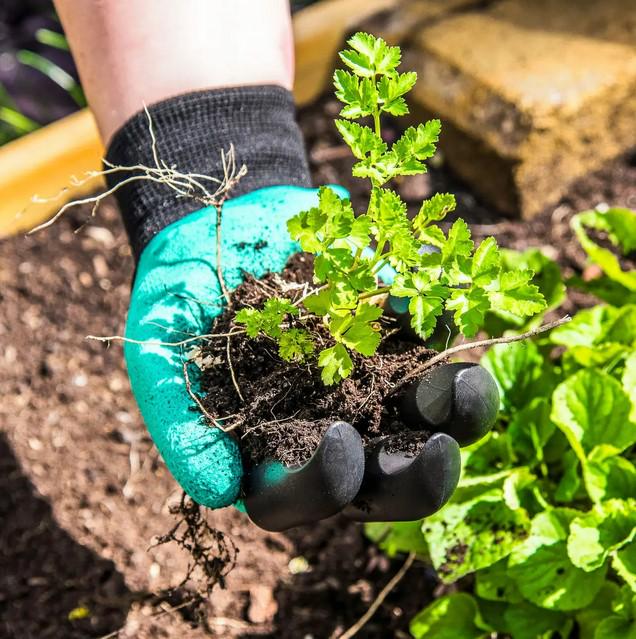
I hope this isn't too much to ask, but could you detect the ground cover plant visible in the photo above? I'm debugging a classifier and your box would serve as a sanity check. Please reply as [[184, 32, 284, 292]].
[[368, 206, 636, 639]]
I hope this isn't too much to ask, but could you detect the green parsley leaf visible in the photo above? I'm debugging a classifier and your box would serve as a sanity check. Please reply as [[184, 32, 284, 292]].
[[278, 328, 315, 363], [487, 269, 546, 319], [446, 286, 489, 338], [318, 343, 353, 385]]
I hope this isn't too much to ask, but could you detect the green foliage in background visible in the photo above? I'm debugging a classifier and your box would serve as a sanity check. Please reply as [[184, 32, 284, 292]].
[[368, 207, 636, 639], [0, 24, 84, 145]]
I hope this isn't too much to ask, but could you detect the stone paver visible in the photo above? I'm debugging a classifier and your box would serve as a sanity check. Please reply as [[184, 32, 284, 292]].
[[405, 0, 636, 217]]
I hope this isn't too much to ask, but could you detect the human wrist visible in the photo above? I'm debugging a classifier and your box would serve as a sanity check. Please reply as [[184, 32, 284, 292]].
[[105, 85, 311, 261]]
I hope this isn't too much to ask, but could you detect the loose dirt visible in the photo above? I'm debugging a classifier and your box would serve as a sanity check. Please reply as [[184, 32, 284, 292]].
[[200, 254, 436, 467], [1, 95, 634, 638]]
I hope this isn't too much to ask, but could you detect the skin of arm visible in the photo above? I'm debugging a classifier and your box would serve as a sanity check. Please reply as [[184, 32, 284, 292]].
[[53, 0, 295, 144]]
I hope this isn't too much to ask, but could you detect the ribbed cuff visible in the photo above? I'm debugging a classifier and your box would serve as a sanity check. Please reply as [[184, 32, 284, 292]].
[[105, 85, 311, 260]]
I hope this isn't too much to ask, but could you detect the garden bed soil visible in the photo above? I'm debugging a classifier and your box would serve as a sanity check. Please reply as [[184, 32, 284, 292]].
[[0, 94, 634, 638], [200, 253, 436, 468]]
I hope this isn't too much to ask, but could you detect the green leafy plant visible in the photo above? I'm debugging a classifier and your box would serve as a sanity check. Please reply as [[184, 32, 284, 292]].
[[367, 211, 636, 639], [570, 206, 636, 305], [235, 33, 546, 385]]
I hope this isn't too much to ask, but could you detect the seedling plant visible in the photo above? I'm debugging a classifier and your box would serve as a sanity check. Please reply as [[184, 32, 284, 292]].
[[235, 33, 546, 385]]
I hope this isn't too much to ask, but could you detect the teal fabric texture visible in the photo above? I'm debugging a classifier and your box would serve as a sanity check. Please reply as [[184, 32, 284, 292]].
[[124, 185, 348, 509]]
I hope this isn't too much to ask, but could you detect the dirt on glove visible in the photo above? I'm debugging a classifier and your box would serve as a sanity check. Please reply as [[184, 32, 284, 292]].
[[200, 253, 438, 467]]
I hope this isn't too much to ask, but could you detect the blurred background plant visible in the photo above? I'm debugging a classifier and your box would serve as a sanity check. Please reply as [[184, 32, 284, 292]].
[[0, 0, 84, 145]]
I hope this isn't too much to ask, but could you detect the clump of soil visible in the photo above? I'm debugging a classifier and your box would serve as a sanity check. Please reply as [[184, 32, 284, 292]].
[[200, 253, 436, 468]]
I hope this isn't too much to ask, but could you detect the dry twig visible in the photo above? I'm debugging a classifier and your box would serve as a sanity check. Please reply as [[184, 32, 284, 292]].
[[226, 335, 245, 403], [338, 552, 416, 639], [392, 315, 570, 393], [181, 360, 239, 433]]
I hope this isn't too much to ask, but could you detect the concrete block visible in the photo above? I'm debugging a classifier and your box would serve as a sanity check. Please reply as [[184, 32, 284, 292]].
[[406, 0, 636, 217]]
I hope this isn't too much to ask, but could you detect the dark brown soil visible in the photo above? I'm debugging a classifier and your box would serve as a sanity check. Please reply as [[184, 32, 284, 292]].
[[199, 254, 435, 467], [0, 93, 634, 639]]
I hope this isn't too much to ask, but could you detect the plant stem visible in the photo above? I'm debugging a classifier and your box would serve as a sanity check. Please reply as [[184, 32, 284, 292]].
[[373, 110, 381, 136], [358, 286, 391, 300]]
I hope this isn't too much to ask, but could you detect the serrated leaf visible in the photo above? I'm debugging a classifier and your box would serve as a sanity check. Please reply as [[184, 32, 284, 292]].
[[318, 343, 353, 385], [349, 214, 372, 249], [341, 303, 382, 356], [446, 286, 489, 338], [395, 120, 441, 162], [567, 499, 636, 571], [339, 32, 375, 77], [303, 287, 331, 316], [442, 218, 473, 274], [234, 307, 263, 338], [416, 193, 457, 230], [423, 489, 530, 583], [335, 120, 386, 159], [378, 72, 416, 115], [418, 224, 446, 249], [551, 369, 636, 462], [472, 237, 501, 286], [278, 328, 315, 363], [287, 206, 326, 252], [409, 291, 446, 339], [508, 509, 607, 611]]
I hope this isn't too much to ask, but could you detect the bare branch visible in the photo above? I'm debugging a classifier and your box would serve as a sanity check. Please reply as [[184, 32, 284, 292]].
[[393, 315, 571, 393], [338, 552, 416, 639]]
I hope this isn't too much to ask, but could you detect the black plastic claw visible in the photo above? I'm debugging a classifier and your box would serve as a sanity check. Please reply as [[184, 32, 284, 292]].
[[243, 421, 365, 532], [400, 362, 500, 447], [343, 432, 460, 522]]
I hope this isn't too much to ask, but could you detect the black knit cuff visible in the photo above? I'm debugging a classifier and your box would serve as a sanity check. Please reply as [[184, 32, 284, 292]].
[[105, 85, 311, 260]]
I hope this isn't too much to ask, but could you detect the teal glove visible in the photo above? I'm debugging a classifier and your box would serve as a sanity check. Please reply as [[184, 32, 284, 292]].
[[125, 185, 347, 509]]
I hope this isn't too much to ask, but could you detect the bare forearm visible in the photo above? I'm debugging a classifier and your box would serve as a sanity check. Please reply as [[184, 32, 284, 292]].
[[54, 0, 294, 144]]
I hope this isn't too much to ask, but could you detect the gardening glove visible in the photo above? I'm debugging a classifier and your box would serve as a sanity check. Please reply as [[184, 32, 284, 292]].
[[106, 87, 365, 531], [342, 258, 501, 523]]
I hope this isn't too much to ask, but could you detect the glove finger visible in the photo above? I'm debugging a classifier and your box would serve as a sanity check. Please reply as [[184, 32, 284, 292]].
[[399, 362, 499, 446], [243, 421, 364, 531], [343, 432, 460, 522]]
